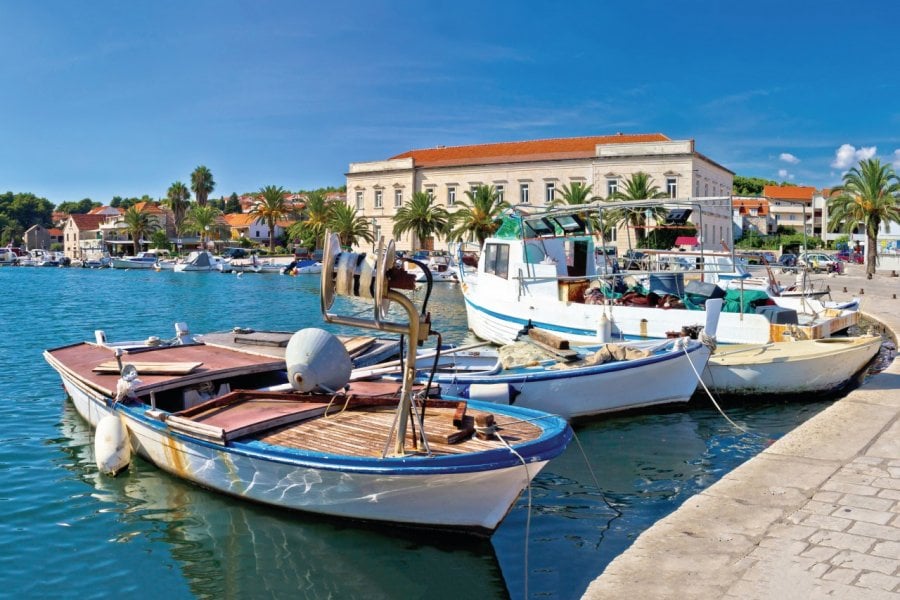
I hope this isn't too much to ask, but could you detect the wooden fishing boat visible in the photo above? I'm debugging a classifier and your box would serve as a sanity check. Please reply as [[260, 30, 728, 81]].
[[701, 334, 883, 395], [355, 319, 721, 420], [44, 233, 572, 533]]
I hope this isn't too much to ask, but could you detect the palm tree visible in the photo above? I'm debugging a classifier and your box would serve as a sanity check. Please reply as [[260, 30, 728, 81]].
[[607, 172, 669, 245], [392, 191, 450, 250], [447, 185, 510, 246], [551, 182, 595, 207], [181, 204, 223, 248], [190, 165, 216, 207], [121, 206, 159, 255], [164, 181, 191, 234], [250, 185, 295, 252], [327, 203, 373, 248], [288, 190, 333, 250], [828, 158, 900, 278]]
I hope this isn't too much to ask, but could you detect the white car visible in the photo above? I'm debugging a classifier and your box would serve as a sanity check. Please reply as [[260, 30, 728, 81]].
[[798, 252, 840, 273]]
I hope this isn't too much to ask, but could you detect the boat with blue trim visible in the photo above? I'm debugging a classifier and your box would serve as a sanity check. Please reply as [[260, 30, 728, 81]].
[[43, 233, 572, 533]]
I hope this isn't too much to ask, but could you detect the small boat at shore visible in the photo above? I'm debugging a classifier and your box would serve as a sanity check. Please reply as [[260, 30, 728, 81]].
[[112, 251, 165, 269], [44, 233, 572, 533], [701, 334, 883, 395], [173, 250, 232, 273], [354, 303, 721, 420]]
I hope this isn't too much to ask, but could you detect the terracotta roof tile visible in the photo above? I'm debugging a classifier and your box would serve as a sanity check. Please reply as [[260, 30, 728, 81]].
[[763, 185, 815, 201], [224, 213, 258, 227], [390, 133, 671, 168], [68, 214, 107, 230]]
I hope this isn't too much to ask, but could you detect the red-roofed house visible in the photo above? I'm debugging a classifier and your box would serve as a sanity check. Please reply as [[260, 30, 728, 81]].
[[733, 197, 774, 236], [346, 133, 734, 252], [763, 185, 820, 235], [223, 213, 294, 244], [63, 214, 108, 259]]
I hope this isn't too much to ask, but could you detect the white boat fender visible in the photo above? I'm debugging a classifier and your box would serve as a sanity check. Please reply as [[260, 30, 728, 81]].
[[596, 310, 612, 343], [286, 328, 352, 392], [466, 383, 516, 405], [95, 413, 132, 476]]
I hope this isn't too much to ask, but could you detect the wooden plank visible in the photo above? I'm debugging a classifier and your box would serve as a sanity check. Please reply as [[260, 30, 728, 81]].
[[528, 327, 570, 349], [93, 361, 203, 375], [523, 337, 579, 361]]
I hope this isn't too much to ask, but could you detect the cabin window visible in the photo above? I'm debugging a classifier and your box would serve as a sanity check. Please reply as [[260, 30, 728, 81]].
[[484, 243, 510, 279]]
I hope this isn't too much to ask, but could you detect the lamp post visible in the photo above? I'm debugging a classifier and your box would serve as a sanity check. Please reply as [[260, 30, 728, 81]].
[[204, 225, 210, 250]]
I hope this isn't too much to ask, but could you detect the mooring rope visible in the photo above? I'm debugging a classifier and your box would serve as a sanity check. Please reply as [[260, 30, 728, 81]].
[[681, 343, 752, 435], [493, 428, 532, 600]]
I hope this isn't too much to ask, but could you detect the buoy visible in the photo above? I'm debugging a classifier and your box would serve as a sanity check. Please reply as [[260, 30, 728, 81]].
[[285, 328, 352, 392], [95, 413, 131, 476]]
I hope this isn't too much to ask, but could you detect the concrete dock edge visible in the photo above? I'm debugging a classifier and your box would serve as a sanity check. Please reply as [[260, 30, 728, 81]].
[[583, 264, 900, 599]]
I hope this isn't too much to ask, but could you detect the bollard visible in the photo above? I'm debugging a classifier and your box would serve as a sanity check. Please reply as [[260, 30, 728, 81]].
[[894, 294, 897, 300], [892, 270, 898, 278], [843, 287, 848, 293], [859, 289, 865, 295]]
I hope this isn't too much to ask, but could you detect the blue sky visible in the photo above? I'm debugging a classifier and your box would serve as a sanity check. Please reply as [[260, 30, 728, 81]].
[[1, 0, 898, 205]]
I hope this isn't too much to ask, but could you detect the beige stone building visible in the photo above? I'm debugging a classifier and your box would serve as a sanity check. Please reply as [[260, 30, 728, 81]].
[[345, 133, 734, 253]]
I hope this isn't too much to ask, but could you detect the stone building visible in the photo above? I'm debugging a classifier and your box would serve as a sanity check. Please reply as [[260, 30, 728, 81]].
[[346, 133, 734, 252]]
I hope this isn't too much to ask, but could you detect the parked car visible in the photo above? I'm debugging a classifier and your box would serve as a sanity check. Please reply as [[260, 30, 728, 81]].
[[798, 252, 842, 274], [778, 253, 797, 273], [760, 251, 777, 264], [222, 247, 250, 259]]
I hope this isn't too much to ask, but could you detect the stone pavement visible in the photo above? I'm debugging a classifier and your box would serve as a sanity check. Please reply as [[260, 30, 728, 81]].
[[583, 263, 900, 599]]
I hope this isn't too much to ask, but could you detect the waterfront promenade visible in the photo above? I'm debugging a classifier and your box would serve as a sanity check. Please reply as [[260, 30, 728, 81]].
[[584, 263, 900, 599]]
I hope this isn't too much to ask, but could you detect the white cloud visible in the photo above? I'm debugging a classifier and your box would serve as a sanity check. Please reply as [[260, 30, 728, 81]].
[[778, 168, 788, 178], [893, 149, 900, 170], [831, 144, 877, 170], [779, 152, 800, 164]]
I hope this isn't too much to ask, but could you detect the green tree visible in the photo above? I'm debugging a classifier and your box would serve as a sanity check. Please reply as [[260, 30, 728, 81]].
[[225, 193, 241, 214], [827, 158, 900, 278], [181, 204, 224, 247], [56, 198, 98, 214], [392, 191, 450, 250], [190, 165, 216, 207], [164, 181, 191, 234], [607, 172, 669, 245], [121, 206, 159, 255], [250, 185, 295, 252], [150, 229, 171, 251], [327, 203, 373, 248], [288, 191, 332, 250], [447, 185, 510, 246]]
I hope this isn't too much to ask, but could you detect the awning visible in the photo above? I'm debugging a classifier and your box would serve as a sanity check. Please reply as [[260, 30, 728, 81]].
[[675, 236, 699, 246]]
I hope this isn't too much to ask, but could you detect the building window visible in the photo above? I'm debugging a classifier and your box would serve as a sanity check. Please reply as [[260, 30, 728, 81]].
[[495, 184, 504, 203], [375, 190, 383, 208], [607, 179, 618, 198], [545, 182, 555, 204], [426, 188, 434, 201], [372, 219, 380, 242], [394, 189, 403, 207], [694, 180, 700, 197], [448, 186, 456, 205], [484, 243, 510, 279], [520, 183, 530, 204], [666, 177, 677, 198], [355, 191, 363, 209], [704, 183, 709, 197]]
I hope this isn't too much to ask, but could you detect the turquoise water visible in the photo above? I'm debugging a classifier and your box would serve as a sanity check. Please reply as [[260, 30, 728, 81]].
[[1, 267, 836, 599]]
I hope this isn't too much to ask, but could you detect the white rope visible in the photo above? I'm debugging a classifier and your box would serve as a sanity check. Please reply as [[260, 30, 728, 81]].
[[494, 429, 532, 600], [681, 344, 752, 435]]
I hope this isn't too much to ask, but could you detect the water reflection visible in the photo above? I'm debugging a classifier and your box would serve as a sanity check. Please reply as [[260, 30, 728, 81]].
[[54, 402, 508, 600]]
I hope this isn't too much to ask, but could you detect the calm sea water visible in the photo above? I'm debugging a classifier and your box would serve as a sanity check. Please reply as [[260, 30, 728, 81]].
[[0, 266, 845, 599]]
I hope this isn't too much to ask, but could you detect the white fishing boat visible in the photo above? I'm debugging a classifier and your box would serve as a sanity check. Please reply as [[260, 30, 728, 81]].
[[458, 201, 858, 347], [43, 233, 572, 533], [408, 252, 458, 283], [282, 259, 323, 275], [355, 304, 721, 420], [83, 252, 112, 269], [701, 334, 883, 395], [112, 251, 165, 269], [0, 248, 19, 266], [173, 250, 232, 273]]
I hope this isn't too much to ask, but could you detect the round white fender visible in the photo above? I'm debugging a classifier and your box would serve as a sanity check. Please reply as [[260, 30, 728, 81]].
[[468, 383, 512, 405], [95, 413, 131, 477]]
